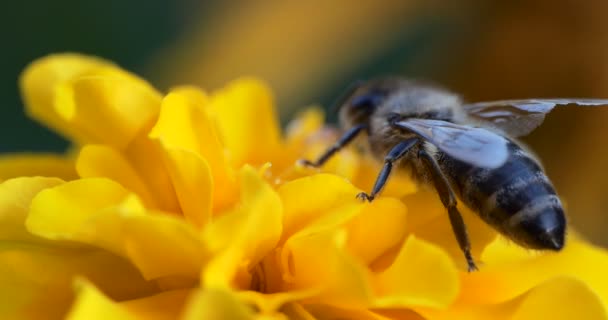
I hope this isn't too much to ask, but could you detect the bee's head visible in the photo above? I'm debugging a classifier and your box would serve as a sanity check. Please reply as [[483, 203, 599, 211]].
[[336, 77, 462, 128], [335, 78, 397, 128]]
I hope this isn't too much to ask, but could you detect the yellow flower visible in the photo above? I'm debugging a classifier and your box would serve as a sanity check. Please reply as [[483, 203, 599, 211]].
[[2, 53, 608, 319]]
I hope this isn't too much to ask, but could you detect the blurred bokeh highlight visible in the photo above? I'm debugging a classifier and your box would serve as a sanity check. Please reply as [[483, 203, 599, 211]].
[[3, 0, 608, 245]]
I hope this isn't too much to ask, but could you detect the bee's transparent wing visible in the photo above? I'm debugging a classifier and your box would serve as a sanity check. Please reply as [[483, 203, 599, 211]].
[[463, 99, 608, 137], [394, 118, 509, 168]]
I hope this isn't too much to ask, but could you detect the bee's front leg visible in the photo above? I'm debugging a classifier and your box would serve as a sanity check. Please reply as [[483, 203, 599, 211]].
[[357, 137, 419, 202]]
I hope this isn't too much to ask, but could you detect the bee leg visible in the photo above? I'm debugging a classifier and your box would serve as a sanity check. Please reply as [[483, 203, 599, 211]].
[[356, 138, 419, 202], [298, 124, 367, 168], [418, 149, 478, 272]]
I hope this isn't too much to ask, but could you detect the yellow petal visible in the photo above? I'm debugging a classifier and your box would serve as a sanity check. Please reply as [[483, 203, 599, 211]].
[[150, 89, 236, 212], [282, 229, 373, 307], [120, 289, 192, 320], [124, 133, 181, 212], [26, 178, 209, 280], [371, 308, 426, 320], [122, 214, 211, 280], [254, 248, 287, 294], [303, 303, 397, 320], [512, 276, 608, 320], [66, 279, 136, 320], [181, 288, 255, 320], [19, 53, 116, 139], [374, 236, 459, 309], [237, 290, 317, 315], [168, 85, 209, 105], [278, 173, 362, 240], [281, 303, 318, 320], [284, 108, 324, 146], [0, 246, 157, 320], [458, 236, 608, 305], [424, 277, 608, 320], [54, 67, 162, 148], [344, 197, 408, 265], [0, 153, 77, 182], [279, 108, 347, 177], [0, 178, 158, 318], [149, 90, 209, 154], [0, 177, 63, 243], [76, 144, 157, 208], [155, 144, 213, 227], [208, 78, 282, 167], [203, 166, 283, 289], [26, 178, 145, 243]]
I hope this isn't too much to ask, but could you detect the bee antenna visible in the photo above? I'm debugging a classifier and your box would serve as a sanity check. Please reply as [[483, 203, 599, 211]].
[[329, 80, 365, 114]]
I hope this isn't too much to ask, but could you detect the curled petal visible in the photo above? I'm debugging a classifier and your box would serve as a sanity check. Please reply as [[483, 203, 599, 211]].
[[208, 78, 282, 167], [20, 54, 161, 147], [19, 54, 116, 139], [53, 68, 162, 148]]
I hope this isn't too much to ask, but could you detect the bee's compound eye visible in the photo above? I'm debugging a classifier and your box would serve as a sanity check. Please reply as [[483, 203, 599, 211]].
[[350, 91, 385, 110]]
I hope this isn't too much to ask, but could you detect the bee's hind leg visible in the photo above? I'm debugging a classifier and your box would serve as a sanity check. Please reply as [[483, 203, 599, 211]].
[[356, 137, 419, 202], [298, 124, 367, 168], [418, 149, 478, 272]]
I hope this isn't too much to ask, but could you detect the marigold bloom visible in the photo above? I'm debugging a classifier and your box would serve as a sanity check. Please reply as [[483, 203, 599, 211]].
[[1, 53, 608, 319]]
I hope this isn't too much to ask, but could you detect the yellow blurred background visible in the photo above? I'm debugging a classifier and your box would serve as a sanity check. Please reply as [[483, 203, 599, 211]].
[[151, 0, 608, 246], [4, 0, 608, 245]]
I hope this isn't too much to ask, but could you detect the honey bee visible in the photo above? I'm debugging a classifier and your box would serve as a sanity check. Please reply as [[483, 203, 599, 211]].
[[299, 77, 608, 271]]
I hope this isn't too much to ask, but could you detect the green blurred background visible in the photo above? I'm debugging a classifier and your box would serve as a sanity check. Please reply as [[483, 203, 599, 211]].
[[3, 0, 608, 244], [0, 0, 198, 152]]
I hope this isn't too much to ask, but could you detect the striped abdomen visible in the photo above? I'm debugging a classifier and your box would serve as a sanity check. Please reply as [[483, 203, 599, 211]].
[[440, 141, 566, 250]]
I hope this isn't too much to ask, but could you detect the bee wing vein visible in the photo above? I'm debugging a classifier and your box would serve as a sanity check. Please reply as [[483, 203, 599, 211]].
[[463, 98, 608, 137]]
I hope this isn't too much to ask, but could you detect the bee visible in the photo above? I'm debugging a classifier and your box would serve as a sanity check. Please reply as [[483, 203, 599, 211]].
[[299, 77, 608, 271]]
